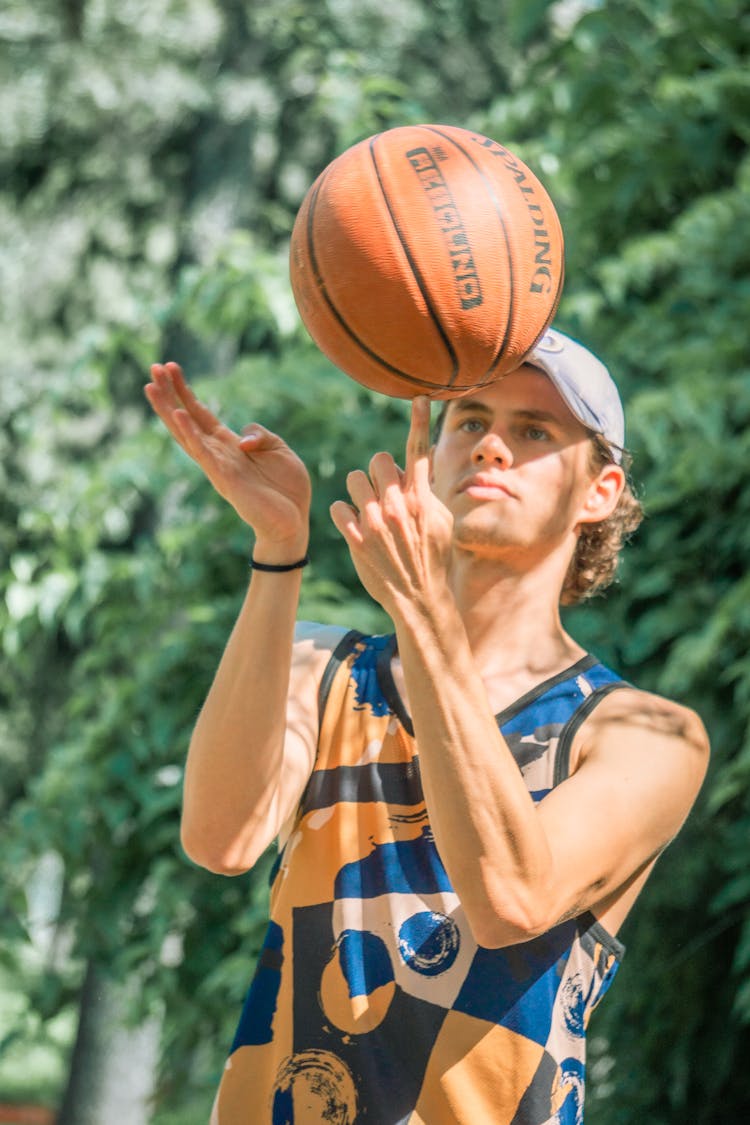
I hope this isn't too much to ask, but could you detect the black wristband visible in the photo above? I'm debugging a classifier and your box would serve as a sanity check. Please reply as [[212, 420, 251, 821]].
[[249, 554, 310, 573]]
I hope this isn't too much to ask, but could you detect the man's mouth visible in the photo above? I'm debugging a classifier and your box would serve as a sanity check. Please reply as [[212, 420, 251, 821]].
[[459, 474, 516, 499]]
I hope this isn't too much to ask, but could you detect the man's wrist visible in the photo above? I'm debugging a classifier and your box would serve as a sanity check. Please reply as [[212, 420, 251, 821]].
[[251, 535, 310, 569], [390, 582, 456, 638], [250, 554, 309, 573]]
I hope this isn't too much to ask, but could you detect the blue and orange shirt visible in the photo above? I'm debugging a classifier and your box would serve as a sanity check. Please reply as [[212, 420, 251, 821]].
[[212, 631, 628, 1124]]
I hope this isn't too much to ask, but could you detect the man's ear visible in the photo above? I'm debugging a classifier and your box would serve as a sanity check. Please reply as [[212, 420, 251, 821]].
[[577, 464, 626, 525]]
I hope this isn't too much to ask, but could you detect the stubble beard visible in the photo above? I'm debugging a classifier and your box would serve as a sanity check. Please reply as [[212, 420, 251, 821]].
[[451, 513, 521, 556]]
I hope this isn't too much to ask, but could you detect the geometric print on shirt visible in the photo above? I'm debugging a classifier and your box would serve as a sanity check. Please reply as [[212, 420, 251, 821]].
[[212, 631, 628, 1125]]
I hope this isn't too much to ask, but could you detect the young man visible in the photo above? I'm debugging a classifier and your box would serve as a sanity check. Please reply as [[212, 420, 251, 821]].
[[145, 329, 708, 1125]]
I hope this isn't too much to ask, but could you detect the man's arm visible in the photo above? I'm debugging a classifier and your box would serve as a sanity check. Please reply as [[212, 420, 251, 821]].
[[394, 609, 708, 946], [181, 606, 345, 874], [181, 613, 346, 874], [144, 363, 334, 875], [330, 396, 709, 947]]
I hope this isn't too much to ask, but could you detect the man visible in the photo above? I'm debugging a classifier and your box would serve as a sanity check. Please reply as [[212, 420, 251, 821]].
[[145, 328, 708, 1124]]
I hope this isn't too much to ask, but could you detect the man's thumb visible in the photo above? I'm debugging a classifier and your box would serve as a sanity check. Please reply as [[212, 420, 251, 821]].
[[239, 425, 284, 454]]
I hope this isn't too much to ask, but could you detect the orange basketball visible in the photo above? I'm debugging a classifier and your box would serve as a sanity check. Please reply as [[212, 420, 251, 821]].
[[289, 124, 564, 399]]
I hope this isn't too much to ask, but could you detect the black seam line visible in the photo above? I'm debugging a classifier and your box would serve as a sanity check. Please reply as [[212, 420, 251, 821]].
[[306, 153, 451, 393], [423, 126, 515, 383], [516, 254, 565, 369], [553, 681, 633, 788], [376, 634, 414, 736], [316, 629, 364, 727], [369, 134, 461, 388], [376, 643, 603, 736], [583, 913, 626, 961], [549, 254, 565, 323], [493, 654, 600, 728], [300, 628, 366, 830]]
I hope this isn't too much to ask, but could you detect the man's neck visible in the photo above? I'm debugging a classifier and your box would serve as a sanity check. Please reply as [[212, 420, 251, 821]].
[[388, 540, 587, 718], [445, 546, 585, 683]]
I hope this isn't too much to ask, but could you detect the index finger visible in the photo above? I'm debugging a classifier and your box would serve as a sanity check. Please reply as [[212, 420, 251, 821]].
[[146, 363, 223, 439], [161, 363, 225, 435], [405, 395, 432, 488]]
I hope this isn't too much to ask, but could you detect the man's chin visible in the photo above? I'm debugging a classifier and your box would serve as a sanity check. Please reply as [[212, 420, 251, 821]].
[[452, 522, 515, 553]]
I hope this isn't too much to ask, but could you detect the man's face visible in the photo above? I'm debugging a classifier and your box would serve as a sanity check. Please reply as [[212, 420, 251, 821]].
[[430, 366, 603, 560]]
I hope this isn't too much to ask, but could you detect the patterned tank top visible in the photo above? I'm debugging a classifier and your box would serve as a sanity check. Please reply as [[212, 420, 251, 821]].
[[212, 631, 628, 1125]]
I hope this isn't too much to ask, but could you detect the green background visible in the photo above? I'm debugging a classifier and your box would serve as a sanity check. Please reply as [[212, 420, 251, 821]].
[[1, 0, 749, 1120]]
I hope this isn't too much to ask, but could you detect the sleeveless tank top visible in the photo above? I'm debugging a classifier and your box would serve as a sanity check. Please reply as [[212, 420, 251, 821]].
[[212, 632, 628, 1125]]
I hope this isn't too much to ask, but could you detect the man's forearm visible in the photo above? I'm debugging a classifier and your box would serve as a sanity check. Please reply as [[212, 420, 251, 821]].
[[394, 600, 556, 947], [181, 566, 304, 873]]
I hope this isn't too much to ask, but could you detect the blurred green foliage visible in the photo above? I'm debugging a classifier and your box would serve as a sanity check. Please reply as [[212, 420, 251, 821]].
[[1, 0, 749, 1120]]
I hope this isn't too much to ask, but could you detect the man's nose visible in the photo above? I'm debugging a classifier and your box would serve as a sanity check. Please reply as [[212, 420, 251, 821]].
[[471, 431, 513, 467]]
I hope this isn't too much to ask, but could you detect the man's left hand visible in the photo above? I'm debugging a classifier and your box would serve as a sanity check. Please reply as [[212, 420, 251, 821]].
[[330, 397, 453, 620]]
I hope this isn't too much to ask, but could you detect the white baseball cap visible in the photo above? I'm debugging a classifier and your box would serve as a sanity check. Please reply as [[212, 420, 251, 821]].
[[526, 328, 626, 463]]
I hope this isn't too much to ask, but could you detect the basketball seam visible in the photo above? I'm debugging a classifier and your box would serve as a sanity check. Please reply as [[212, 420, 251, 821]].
[[512, 255, 565, 366], [305, 161, 450, 393], [422, 125, 519, 383], [368, 136, 461, 387], [427, 125, 562, 375]]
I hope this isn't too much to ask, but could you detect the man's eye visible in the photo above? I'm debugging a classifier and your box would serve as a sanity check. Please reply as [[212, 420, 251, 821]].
[[460, 418, 486, 433]]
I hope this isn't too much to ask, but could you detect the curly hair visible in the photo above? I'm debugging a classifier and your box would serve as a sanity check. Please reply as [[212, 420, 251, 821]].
[[432, 405, 643, 605], [561, 436, 643, 605]]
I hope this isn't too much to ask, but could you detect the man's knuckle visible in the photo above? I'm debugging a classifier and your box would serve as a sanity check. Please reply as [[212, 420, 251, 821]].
[[382, 488, 404, 517]]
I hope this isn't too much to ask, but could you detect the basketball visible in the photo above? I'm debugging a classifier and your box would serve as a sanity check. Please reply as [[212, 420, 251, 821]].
[[289, 124, 564, 399]]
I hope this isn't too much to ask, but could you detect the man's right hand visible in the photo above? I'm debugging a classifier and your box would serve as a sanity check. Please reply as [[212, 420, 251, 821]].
[[145, 362, 311, 560]]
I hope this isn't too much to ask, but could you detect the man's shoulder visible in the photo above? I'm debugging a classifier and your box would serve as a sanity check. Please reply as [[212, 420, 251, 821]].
[[591, 682, 706, 732], [580, 682, 710, 768], [291, 622, 358, 683], [294, 620, 354, 649]]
